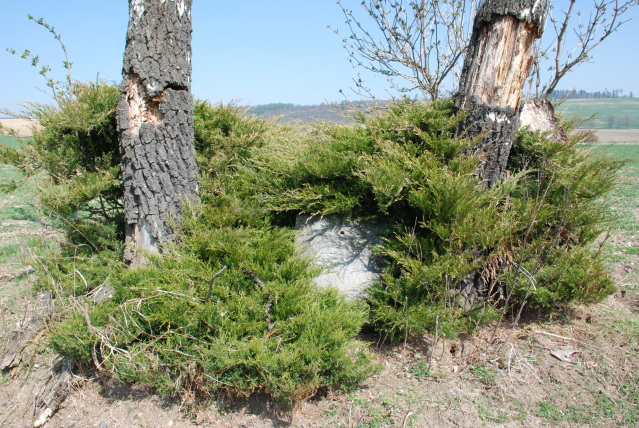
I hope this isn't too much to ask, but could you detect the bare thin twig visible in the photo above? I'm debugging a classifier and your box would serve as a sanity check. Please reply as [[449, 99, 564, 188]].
[[205, 265, 227, 302], [332, 0, 477, 100], [243, 269, 266, 289], [402, 411, 414, 428], [243, 270, 275, 333], [536, 0, 639, 97]]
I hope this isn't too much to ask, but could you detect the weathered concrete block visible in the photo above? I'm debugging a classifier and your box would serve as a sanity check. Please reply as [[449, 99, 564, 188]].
[[295, 215, 384, 299]]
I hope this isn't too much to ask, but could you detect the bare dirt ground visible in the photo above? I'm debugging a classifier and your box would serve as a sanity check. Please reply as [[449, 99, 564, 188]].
[[589, 129, 639, 143], [3, 281, 639, 428], [2, 236, 638, 427], [1, 146, 638, 428]]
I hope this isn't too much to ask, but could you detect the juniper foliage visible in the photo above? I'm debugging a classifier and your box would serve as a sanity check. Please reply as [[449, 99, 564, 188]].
[[4, 90, 619, 403], [0, 81, 122, 253], [242, 100, 619, 340], [46, 100, 374, 404]]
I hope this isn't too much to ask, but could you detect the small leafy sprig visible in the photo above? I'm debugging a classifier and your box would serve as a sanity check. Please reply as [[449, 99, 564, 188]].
[[6, 15, 74, 101]]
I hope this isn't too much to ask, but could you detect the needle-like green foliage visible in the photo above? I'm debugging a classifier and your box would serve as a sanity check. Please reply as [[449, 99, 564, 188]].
[[238, 99, 619, 341], [0, 81, 122, 253], [46, 100, 375, 405], [7, 91, 618, 404]]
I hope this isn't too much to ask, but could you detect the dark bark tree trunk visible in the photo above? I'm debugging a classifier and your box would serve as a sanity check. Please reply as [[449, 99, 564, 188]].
[[453, 0, 548, 307], [117, 0, 198, 267], [456, 0, 548, 188]]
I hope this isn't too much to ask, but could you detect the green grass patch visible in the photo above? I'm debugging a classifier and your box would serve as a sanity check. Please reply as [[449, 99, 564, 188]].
[[0, 243, 22, 264], [0, 135, 23, 148], [619, 379, 639, 425], [536, 398, 565, 424], [0, 164, 40, 222], [537, 381, 639, 426], [591, 144, 639, 234], [409, 360, 433, 378], [0, 205, 39, 223], [0, 162, 24, 182], [557, 98, 639, 129], [472, 365, 498, 386], [595, 144, 639, 165], [612, 316, 639, 349], [475, 399, 511, 424]]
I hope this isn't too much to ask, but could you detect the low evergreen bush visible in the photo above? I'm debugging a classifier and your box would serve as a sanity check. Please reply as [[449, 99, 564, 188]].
[[4, 91, 620, 404], [239, 100, 619, 340], [51, 234, 373, 404], [43, 99, 375, 405], [0, 81, 122, 253]]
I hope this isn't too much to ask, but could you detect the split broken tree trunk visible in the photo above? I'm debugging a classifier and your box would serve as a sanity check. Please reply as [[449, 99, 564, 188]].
[[456, 0, 548, 189], [454, 0, 548, 307], [117, 0, 198, 267]]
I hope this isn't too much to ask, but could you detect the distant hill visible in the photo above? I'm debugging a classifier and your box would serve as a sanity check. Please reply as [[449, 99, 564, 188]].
[[550, 89, 633, 99], [249, 98, 639, 129], [7, 97, 635, 129], [246, 101, 385, 124], [247, 103, 352, 123]]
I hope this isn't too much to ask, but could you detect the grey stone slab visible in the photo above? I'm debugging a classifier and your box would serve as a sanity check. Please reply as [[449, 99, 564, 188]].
[[295, 215, 384, 299]]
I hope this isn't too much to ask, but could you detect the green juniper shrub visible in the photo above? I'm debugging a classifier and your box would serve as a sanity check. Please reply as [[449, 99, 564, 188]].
[[241, 99, 619, 341], [38, 96, 619, 404], [248, 121, 379, 218], [194, 100, 272, 175], [51, 225, 374, 404], [0, 81, 122, 253], [49, 101, 375, 405], [0, 81, 124, 298], [193, 100, 286, 228], [4, 20, 375, 405]]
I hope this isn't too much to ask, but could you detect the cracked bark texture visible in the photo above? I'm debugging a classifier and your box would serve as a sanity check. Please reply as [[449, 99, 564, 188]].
[[453, 0, 548, 308], [117, 0, 198, 267], [456, 0, 548, 189]]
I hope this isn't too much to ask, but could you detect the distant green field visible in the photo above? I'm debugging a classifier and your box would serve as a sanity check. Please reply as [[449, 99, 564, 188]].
[[556, 98, 639, 129], [593, 143, 639, 231], [0, 135, 22, 148]]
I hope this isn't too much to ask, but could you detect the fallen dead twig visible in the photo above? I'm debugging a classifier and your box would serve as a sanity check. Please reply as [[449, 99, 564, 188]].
[[244, 270, 275, 333], [244, 269, 266, 289], [1, 292, 53, 370], [501, 262, 537, 351], [427, 315, 439, 375], [534, 330, 602, 352], [265, 291, 275, 334], [535, 330, 578, 342], [205, 265, 227, 302], [402, 411, 414, 428]]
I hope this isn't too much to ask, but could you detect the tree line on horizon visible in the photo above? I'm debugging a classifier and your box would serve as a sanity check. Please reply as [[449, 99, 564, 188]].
[[248, 87, 636, 113], [551, 88, 635, 99]]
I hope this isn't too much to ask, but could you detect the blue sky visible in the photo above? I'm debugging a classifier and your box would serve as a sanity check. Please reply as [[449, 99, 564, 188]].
[[1, 0, 638, 112]]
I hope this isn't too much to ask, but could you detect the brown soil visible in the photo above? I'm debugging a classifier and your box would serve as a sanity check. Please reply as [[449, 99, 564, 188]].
[[3, 294, 638, 428], [590, 128, 639, 143]]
